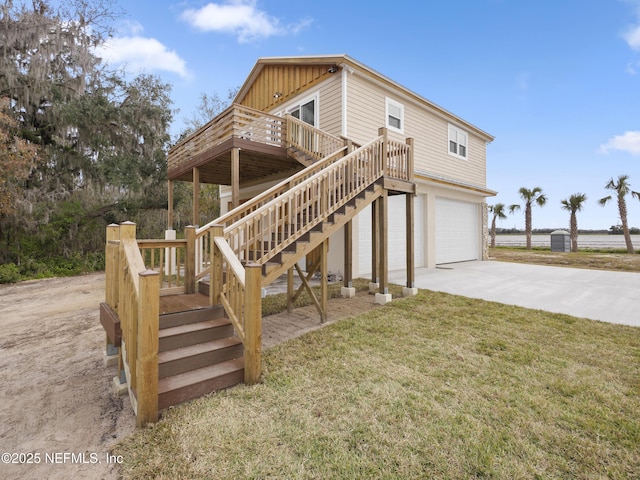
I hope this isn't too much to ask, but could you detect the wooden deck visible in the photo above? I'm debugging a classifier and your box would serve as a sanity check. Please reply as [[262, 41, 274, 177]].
[[159, 293, 210, 315]]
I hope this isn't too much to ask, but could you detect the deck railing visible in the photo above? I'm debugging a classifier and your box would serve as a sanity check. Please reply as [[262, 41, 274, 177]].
[[167, 104, 286, 174], [286, 114, 345, 161]]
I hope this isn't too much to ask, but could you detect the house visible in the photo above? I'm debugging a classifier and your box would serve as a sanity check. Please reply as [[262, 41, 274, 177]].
[[101, 54, 495, 426], [189, 54, 495, 275]]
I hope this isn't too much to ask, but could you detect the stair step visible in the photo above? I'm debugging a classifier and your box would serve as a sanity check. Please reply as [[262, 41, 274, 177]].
[[159, 318, 235, 352], [158, 357, 244, 410], [158, 337, 244, 379], [159, 305, 225, 329]]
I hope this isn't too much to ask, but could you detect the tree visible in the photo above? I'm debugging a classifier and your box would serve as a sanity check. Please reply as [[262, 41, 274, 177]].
[[488, 203, 507, 248], [509, 187, 547, 249], [560, 193, 587, 252], [599, 175, 640, 254]]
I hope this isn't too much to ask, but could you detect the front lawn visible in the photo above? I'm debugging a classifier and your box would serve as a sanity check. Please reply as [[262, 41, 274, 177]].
[[115, 290, 639, 479]]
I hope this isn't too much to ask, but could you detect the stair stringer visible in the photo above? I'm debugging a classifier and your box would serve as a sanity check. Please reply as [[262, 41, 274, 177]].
[[261, 181, 384, 286]]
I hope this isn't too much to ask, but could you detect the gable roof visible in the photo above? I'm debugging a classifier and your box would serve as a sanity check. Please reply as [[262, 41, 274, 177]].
[[234, 54, 494, 143]]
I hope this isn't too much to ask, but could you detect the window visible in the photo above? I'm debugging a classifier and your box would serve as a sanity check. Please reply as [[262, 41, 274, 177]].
[[386, 97, 404, 133], [289, 96, 317, 127], [448, 124, 468, 159]]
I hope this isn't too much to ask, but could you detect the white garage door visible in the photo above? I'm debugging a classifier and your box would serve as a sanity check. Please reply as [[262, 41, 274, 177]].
[[357, 195, 424, 275], [436, 198, 479, 264]]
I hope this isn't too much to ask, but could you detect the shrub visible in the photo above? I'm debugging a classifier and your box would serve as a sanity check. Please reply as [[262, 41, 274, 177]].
[[0, 263, 21, 284]]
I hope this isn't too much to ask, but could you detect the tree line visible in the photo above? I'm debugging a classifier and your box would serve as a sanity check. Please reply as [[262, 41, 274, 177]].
[[0, 0, 225, 283], [489, 175, 640, 254]]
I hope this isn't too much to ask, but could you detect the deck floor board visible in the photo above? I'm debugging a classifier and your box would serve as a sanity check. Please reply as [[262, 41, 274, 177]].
[[160, 293, 210, 315]]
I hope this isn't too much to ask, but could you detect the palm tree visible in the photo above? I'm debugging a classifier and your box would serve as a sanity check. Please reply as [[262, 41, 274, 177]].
[[509, 187, 547, 249], [599, 175, 640, 254], [488, 203, 507, 247], [560, 193, 587, 252]]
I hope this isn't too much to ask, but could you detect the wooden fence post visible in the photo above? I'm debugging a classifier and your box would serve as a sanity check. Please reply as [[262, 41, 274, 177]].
[[105, 224, 120, 311], [244, 263, 262, 385], [210, 224, 224, 306], [185, 225, 196, 294], [136, 269, 160, 427]]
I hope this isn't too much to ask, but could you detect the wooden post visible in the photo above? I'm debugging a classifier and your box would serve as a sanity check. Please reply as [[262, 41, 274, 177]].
[[378, 127, 388, 176], [231, 147, 240, 209], [343, 220, 353, 288], [287, 267, 294, 313], [371, 198, 379, 285], [320, 239, 328, 323], [105, 224, 120, 310], [136, 269, 160, 427], [192, 167, 200, 226], [210, 225, 224, 306], [185, 225, 196, 294], [378, 190, 388, 294], [406, 193, 415, 288], [167, 179, 174, 229], [244, 263, 262, 385], [406, 137, 415, 182]]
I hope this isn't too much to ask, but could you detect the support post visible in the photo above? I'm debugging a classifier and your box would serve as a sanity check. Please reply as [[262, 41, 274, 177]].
[[167, 179, 174, 229], [136, 269, 160, 427], [210, 225, 224, 306], [375, 191, 392, 305], [287, 267, 294, 313], [320, 239, 328, 323], [244, 263, 262, 385], [231, 147, 240, 209], [404, 193, 418, 297], [184, 225, 196, 294], [118, 222, 137, 388], [342, 221, 355, 298], [192, 167, 200, 226], [369, 198, 379, 293]]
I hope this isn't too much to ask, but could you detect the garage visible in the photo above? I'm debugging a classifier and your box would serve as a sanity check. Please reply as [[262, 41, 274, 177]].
[[356, 194, 424, 275], [435, 197, 479, 264]]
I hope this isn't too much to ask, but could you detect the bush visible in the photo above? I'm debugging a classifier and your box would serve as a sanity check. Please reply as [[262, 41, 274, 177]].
[[0, 263, 21, 284]]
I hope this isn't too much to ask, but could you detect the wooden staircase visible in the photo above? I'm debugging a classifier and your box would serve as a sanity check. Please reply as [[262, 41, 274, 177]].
[[157, 305, 244, 410], [102, 122, 414, 425]]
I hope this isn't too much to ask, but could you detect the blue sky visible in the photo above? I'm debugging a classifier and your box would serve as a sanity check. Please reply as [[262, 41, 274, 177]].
[[98, 0, 640, 231]]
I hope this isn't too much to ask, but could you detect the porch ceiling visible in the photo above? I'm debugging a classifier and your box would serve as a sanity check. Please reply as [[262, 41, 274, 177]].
[[168, 137, 302, 185]]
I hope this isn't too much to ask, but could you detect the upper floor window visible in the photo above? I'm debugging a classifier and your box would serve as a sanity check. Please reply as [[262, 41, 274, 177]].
[[386, 97, 404, 133], [448, 124, 468, 159], [289, 94, 318, 127]]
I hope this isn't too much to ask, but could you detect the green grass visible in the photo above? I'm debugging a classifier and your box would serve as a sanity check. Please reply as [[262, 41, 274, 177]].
[[115, 291, 640, 479]]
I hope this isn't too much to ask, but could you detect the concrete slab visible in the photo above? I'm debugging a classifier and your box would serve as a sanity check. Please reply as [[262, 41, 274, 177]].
[[388, 261, 640, 327]]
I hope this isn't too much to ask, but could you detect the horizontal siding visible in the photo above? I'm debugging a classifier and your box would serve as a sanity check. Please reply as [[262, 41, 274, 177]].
[[317, 75, 342, 137], [346, 73, 487, 188]]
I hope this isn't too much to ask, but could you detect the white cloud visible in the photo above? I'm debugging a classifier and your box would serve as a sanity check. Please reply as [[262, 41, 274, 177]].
[[599, 131, 640, 155], [623, 24, 640, 50], [94, 22, 189, 78], [180, 0, 310, 43]]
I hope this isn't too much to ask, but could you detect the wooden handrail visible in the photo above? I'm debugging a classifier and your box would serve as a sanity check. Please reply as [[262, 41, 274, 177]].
[[108, 222, 160, 427]]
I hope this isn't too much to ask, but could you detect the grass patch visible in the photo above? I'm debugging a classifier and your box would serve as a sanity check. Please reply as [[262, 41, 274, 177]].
[[116, 291, 640, 479], [490, 247, 640, 272]]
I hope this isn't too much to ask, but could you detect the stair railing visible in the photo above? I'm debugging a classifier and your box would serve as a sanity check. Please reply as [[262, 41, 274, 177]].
[[193, 128, 355, 283], [224, 131, 410, 267], [105, 222, 161, 427]]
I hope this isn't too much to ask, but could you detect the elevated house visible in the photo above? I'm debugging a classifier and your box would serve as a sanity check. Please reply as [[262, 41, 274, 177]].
[[100, 54, 495, 426]]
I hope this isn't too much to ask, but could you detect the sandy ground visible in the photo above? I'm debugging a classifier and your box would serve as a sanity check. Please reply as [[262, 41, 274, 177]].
[[0, 273, 134, 480], [0, 273, 381, 480]]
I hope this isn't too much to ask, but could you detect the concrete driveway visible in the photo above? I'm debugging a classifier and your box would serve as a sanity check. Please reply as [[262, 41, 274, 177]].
[[388, 261, 640, 327]]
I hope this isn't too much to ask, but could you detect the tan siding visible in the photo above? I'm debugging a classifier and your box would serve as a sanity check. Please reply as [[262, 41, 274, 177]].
[[318, 75, 342, 136], [346, 73, 487, 188]]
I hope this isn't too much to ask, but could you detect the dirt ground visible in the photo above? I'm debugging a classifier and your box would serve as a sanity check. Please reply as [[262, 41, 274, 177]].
[[0, 273, 380, 480]]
